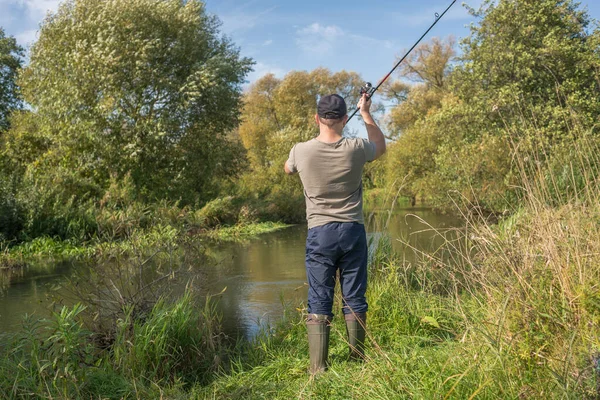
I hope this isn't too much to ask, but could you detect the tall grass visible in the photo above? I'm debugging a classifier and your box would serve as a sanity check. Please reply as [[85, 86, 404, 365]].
[[2, 137, 600, 398], [189, 138, 600, 398], [0, 290, 226, 399]]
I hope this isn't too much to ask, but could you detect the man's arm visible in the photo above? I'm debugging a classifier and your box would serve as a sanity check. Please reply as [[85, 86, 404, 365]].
[[358, 94, 386, 160]]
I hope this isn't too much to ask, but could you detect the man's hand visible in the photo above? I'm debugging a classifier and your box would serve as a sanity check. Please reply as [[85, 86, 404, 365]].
[[357, 93, 372, 116], [284, 161, 295, 175]]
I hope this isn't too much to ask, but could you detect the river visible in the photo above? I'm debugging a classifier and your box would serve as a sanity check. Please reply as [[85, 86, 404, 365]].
[[0, 207, 461, 338]]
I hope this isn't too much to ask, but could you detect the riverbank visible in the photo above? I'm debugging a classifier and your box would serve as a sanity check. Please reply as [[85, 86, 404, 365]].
[[193, 194, 600, 398], [2, 189, 599, 398], [0, 221, 290, 270]]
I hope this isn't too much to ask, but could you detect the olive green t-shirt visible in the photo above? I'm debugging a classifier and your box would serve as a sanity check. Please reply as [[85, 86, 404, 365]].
[[286, 137, 377, 229]]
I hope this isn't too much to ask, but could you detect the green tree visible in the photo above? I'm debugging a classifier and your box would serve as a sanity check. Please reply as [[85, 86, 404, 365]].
[[0, 27, 23, 132], [0, 28, 24, 241], [385, 37, 455, 138], [382, 0, 600, 211], [452, 0, 599, 146], [12, 0, 252, 204], [382, 37, 455, 204], [431, 0, 600, 210], [240, 68, 364, 170]]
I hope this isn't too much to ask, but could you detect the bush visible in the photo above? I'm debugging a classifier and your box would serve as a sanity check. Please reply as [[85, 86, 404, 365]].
[[0, 291, 226, 398], [0, 174, 24, 242], [195, 196, 241, 228]]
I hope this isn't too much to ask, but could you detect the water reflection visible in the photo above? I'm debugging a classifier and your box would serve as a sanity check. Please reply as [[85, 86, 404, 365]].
[[0, 261, 72, 331], [205, 225, 308, 338], [0, 208, 462, 339]]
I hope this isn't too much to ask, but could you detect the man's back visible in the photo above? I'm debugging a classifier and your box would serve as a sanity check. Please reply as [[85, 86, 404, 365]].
[[287, 137, 375, 229]]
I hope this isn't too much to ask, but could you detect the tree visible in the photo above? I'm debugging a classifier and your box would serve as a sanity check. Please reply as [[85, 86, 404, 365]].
[[12, 0, 252, 204], [432, 0, 600, 210], [453, 0, 599, 146], [239, 68, 364, 170], [0, 28, 23, 132], [381, 0, 600, 211], [382, 37, 455, 203], [385, 37, 455, 138]]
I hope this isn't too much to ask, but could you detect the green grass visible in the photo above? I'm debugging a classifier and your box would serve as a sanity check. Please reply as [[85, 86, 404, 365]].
[[2, 141, 600, 398], [189, 263, 589, 399], [203, 221, 290, 242], [0, 229, 597, 398], [0, 222, 291, 269]]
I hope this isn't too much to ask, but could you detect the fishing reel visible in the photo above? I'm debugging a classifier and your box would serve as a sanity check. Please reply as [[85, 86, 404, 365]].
[[359, 82, 376, 98]]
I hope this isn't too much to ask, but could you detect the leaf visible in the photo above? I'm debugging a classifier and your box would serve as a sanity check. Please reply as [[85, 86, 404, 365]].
[[421, 316, 440, 329]]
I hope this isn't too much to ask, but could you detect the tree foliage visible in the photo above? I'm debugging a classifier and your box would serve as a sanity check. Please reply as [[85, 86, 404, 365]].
[[0, 27, 23, 132], [382, 37, 455, 203], [11, 0, 252, 204], [381, 0, 600, 211], [453, 0, 600, 145], [0, 0, 255, 242], [385, 37, 455, 137]]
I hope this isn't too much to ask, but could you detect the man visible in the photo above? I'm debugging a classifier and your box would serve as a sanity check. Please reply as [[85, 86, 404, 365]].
[[284, 93, 386, 374]]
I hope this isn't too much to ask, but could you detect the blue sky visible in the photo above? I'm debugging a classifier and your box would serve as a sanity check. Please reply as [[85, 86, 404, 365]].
[[204, 0, 600, 85], [2, 0, 599, 87]]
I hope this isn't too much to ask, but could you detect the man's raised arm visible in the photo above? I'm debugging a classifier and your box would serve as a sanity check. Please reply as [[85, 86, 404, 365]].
[[358, 94, 386, 159]]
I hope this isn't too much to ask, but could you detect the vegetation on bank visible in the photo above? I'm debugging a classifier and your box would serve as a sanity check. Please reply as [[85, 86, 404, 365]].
[[0, 220, 289, 269], [1, 0, 599, 247], [3, 145, 600, 398], [0, 0, 301, 252]]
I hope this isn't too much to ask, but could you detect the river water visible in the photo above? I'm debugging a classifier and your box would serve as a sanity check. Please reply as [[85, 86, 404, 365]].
[[0, 208, 460, 338]]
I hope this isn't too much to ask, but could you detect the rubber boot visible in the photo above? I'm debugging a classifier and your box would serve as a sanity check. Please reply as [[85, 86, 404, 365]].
[[306, 314, 331, 374], [345, 313, 367, 360]]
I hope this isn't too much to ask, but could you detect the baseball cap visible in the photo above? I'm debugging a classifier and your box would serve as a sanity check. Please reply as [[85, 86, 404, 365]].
[[317, 94, 347, 119]]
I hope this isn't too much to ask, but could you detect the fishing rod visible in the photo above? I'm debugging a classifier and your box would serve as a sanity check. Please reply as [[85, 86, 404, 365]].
[[346, 0, 458, 124]]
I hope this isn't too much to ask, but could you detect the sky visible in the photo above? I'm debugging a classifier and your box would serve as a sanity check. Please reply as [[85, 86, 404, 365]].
[[2, 0, 600, 86], [205, 0, 600, 85], [1, 0, 599, 135]]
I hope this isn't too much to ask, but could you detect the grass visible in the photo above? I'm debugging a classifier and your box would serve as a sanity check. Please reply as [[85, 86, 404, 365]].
[[2, 139, 600, 398], [203, 221, 290, 242], [0, 221, 290, 270], [192, 139, 600, 398], [0, 291, 225, 399], [2, 191, 599, 399]]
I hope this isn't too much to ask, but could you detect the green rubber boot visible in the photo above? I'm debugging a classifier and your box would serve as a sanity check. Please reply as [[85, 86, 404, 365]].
[[345, 313, 367, 360], [307, 314, 331, 374]]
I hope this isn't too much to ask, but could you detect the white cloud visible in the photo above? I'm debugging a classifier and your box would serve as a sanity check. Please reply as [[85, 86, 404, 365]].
[[296, 23, 345, 54], [296, 23, 394, 56], [15, 29, 38, 46], [218, 6, 277, 34], [16, 0, 62, 19], [247, 61, 286, 84], [262, 39, 273, 46]]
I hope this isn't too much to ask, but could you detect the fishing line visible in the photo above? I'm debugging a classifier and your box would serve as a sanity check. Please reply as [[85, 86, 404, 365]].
[[346, 0, 458, 124]]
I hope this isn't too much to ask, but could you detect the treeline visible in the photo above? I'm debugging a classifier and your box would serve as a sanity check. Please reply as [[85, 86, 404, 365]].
[[0, 0, 253, 244], [379, 0, 600, 210], [223, 0, 600, 220], [1, 0, 600, 246]]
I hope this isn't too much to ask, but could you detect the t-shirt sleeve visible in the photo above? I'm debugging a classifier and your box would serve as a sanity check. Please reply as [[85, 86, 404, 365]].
[[286, 145, 298, 173], [362, 139, 377, 162]]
